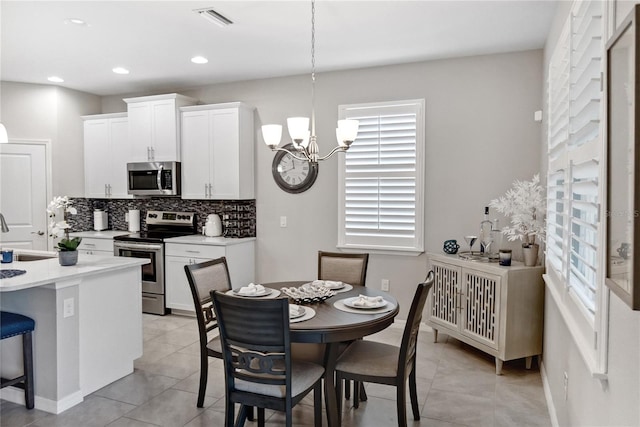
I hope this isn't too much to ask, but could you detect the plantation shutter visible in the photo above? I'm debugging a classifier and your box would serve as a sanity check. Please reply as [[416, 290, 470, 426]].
[[546, 0, 603, 315], [338, 100, 424, 253]]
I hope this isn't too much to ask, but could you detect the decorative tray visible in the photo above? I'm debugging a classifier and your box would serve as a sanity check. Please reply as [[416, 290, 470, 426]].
[[280, 283, 336, 304], [457, 251, 498, 262]]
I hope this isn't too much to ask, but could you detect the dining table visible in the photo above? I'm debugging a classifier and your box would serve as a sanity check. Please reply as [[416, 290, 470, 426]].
[[263, 281, 400, 427]]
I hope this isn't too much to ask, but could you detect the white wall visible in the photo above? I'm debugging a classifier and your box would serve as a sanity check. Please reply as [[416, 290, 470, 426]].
[[1, 82, 101, 197], [541, 1, 640, 425], [102, 50, 543, 317]]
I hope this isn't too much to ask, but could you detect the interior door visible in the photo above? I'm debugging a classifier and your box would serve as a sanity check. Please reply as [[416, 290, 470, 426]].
[[0, 142, 48, 250]]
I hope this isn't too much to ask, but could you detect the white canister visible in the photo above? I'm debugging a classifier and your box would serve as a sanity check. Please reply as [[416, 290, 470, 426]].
[[93, 210, 108, 231], [128, 209, 140, 232]]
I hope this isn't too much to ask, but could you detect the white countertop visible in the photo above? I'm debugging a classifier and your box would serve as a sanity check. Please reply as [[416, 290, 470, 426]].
[[0, 253, 149, 292], [164, 235, 256, 246], [70, 230, 130, 239]]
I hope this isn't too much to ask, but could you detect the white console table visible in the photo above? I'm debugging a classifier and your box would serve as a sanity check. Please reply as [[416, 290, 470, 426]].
[[426, 252, 544, 374]]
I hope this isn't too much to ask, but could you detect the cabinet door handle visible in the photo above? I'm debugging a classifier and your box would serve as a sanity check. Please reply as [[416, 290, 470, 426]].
[[150, 147, 155, 160], [204, 183, 209, 198], [108, 184, 112, 196], [208, 183, 212, 198], [185, 250, 200, 254], [84, 243, 96, 247], [105, 184, 109, 196], [30, 231, 45, 236]]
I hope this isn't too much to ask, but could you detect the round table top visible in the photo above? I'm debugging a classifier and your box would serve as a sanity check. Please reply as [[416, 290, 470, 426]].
[[264, 281, 399, 344]]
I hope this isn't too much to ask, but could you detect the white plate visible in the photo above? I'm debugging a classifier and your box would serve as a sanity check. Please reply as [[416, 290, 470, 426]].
[[233, 287, 273, 297], [289, 306, 306, 319], [308, 280, 346, 290], [343, 296, 388, 309]]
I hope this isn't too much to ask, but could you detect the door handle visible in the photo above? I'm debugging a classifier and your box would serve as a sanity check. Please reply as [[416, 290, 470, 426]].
[[30, 231, 45, 236]]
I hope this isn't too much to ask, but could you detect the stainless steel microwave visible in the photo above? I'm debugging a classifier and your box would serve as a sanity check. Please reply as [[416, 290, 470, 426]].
[[127, 161, 181, 196]]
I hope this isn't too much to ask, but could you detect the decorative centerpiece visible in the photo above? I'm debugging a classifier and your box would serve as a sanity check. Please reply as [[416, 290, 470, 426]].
[[47, 196, 82, 266], [489, 174, 546, 266]]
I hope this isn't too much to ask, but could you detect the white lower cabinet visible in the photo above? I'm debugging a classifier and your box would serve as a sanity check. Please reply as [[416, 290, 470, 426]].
[[165, 240, 255, 312], [426, 253, 544, 374], [77, 237, 115, 255]]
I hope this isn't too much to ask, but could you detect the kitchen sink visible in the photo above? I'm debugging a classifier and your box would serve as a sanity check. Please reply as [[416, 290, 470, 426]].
[[13, 253, 57, 261]]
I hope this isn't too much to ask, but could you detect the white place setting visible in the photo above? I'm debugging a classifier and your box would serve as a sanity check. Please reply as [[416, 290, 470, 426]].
[[227, 283, 281, 299], [333, 294, 397, 314]]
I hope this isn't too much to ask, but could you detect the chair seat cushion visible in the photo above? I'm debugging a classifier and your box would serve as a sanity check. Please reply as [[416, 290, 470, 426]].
[[235, 361, 324, 399], [206, 336, 222, 357], [0, 311, 35, 340], [335, 340, 399, 378]]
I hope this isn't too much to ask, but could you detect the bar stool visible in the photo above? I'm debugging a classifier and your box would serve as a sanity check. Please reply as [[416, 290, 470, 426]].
[[0, 311, 35, 409]]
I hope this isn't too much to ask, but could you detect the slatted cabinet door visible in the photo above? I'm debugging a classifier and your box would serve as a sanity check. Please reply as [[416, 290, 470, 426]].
[[429, 260, 461, 332], [460, 269, 501, 350]]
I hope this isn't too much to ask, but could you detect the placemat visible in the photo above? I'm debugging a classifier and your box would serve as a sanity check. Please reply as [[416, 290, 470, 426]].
[[333, 298, 396, 315], [225, 289, 282, 299], [290, 306, 316, 323], [0, 269, 27, 279]]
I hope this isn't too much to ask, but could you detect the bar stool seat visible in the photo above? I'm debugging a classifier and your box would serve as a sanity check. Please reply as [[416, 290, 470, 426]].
[[1, 311, 35, 409]]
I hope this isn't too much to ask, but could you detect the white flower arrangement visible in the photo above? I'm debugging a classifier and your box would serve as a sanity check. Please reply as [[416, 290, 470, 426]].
[[489, 174, 546, 247], [47, 196, 82, 251]]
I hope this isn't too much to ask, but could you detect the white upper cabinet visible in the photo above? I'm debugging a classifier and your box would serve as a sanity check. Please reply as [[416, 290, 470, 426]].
[[83, 113, 131, 199], [124, 93, 197, 162], [180, 102, 255, 199]]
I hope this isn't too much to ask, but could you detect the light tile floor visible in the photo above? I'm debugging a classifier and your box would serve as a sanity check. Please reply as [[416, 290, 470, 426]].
[[1, 313, 551, 426]]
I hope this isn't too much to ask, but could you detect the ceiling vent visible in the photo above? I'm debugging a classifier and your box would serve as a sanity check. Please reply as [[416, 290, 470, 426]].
[[194, 7, 233, 27]]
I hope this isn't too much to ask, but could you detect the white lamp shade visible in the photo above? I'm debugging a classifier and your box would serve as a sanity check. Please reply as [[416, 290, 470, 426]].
[[0, 123, 8, 143], [337, 119, 359, 144], [261, 124, 282, 147], [287, 117, 310, 141]]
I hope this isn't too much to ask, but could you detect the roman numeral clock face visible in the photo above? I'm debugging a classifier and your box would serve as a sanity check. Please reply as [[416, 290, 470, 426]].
[[271, 144, 319, 193]]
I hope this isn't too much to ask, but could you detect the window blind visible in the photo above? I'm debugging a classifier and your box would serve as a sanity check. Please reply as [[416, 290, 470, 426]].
[[338, 100, 424, 253], [546, 0, 603, 316]]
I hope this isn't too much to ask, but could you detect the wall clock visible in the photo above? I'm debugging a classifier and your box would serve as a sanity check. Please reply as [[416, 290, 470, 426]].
[[271, 144, 319, 193]]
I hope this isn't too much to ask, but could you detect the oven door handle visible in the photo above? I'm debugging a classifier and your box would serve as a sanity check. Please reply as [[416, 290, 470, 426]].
[[157, 164, 163, 191], [115, 243, 163, 252]]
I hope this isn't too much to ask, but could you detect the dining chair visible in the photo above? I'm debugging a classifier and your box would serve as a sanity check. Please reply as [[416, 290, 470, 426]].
[[184, 257, 233, 408], [317, 250, 369, 287], [318, 250, 370, 400], [211, 290, 324, 427], [334, 271, 435, 427]]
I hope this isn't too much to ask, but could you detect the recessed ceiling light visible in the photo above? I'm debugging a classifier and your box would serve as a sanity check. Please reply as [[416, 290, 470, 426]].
[[191, 56, 209, 64], [47, 76, 64, 83], [64, 18, 87, 26], [112, 67, 130, 75]]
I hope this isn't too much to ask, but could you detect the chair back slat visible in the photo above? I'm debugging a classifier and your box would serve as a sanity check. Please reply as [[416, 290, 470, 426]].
[[398, 271, 434, 375], [318, 251, 369, 286]]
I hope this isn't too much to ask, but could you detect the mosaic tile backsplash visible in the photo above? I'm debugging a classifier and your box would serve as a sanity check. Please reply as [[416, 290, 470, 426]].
[[67, 198, 256, 238]]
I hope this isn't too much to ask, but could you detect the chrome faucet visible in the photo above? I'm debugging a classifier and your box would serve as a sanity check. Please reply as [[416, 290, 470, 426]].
[[0, 213, 9, 233]]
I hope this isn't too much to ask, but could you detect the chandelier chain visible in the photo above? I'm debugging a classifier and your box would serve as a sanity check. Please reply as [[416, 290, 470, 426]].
[[310, 0, 316, 135]]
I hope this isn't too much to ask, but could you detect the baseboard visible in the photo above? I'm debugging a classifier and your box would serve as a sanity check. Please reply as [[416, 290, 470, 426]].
[[540, 361, 560, 427], [0, 386, 84, 414]]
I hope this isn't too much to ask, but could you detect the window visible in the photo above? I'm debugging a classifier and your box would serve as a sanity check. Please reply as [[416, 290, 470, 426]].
[[337, 99, 425, 254], [545, 0, 608, 376]]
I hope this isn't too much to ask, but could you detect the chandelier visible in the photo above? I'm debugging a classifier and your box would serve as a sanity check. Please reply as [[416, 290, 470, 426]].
[[261, 0, 359, 163]]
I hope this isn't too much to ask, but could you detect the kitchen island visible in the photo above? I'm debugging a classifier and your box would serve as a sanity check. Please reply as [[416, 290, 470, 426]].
[[0, 252, 149, 413]]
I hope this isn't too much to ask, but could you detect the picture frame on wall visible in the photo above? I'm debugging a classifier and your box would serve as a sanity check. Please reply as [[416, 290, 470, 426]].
[[606, 4, 640, 310]]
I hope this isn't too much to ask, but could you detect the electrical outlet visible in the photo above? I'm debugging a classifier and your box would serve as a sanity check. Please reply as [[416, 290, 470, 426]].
[[563, 371, 569, 401], [280, 216, 287, 227], [63, 298, 75, 318], [381, 279, 390, 291]]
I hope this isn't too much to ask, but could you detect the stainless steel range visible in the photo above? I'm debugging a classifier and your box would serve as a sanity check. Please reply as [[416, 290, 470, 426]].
[[114, 211, 196, 315]]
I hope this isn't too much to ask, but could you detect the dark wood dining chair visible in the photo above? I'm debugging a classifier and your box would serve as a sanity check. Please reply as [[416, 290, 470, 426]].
[[317, 250, 369, 287], [211, 290, 325, 427], [335, 271, 435, 427], [318, 250, 370, 400], [184, 257, 233, 408]]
